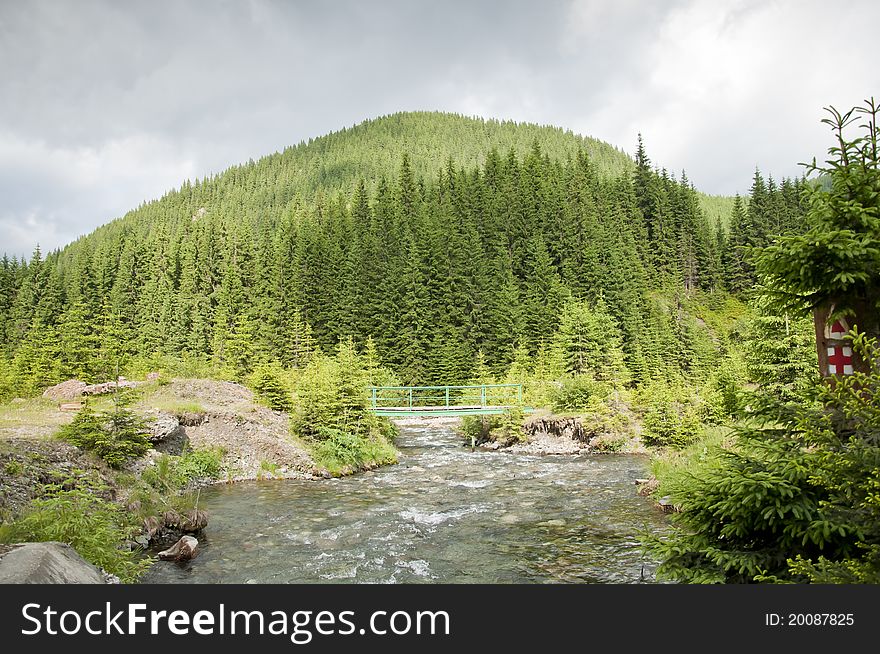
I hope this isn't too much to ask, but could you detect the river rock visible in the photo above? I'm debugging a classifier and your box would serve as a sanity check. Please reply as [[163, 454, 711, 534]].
[[657, 496, 679, 513], [0, 542, 107, 584], [180, 508, 209, 533], [158, 536, 199, 561], [42, 380, 88, 400]]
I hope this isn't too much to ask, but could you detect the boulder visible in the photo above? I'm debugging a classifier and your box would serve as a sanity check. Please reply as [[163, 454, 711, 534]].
[[0, 542, 107, 584], [149, 412, 181, 442], [158, 535, 198, 561], [147, 412, 188, 454], [42, 380, 88, 401]]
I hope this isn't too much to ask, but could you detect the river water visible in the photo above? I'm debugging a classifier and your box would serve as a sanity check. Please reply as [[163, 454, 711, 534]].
[[144, 423, 667, 584]]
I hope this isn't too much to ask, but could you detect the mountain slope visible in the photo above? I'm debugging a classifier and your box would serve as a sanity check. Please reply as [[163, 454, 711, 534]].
[[226, 110, 636, 197], [1, 111, 806, 400]]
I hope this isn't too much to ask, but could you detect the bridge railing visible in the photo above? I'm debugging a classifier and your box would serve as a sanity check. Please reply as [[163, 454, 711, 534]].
[[367, 383, 523, 410]]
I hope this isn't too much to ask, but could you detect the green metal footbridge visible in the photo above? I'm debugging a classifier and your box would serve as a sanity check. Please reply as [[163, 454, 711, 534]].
[[367, 383, 532, 417]]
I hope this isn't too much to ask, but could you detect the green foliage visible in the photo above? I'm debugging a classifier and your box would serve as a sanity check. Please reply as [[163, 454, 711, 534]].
[[256, 459, 280, 480], [754, 98, 880, 331], [648, 426, 730, 493], [459, 408, 526, 447], [142, 448, 226, 493], [551, 375, 611, 412], [312, 427, 398, 476], [649, 333, 880, 583], [742, 295, 817, 401], [249, 362, 294, 412], [491, 408, 527, 445], [459, 415, 491, 446], [123, 353, 224, 381], [648, 101, 880, 584], [57, 398, 150, 469], [291, 339, 398, 474], [0, 484, 150, 583], [637, 383, 703, 448], [1, 113, 752, 399], [553, 299, 629, 384]]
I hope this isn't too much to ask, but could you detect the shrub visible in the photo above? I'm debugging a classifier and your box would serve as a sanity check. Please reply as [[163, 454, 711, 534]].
[[459, 408, 526, 447], [590, 432, 629, 452], [249, 362, 293, 412], [58, 402, 150, 468], [312, 426, 397, 475], [648, 333, 880, 584], [459, 415, 492, 446], [642, 400, 701, 448], [291, 339, 399, 475], [637, 384, 703, 448], [0, 485, 150, 583], [123, 353, 224, 382], [491, 408, 527, 445], [551, 375, 611, 412]]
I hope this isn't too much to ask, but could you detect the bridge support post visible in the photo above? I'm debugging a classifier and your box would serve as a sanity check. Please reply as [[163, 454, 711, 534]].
[[480, 385, 486, 408], [408, 388, 413, 408], [445, 386, 450, 408], [371, 387, 377, 408]]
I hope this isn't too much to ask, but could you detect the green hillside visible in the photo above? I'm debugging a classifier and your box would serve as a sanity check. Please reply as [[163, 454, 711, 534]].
[[1, 111, 804, 398], [273, 111, 636, 195]]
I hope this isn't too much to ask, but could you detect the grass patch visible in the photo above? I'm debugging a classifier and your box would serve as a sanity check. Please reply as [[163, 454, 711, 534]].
[[0, 397, 70, 431], [256, 460, 280, 480], [141, 447, 226, 494], [3, 459, 24, 476], [310, 427, 398, 476], [151, 400, 206, 415], [649, 425, 731, 496], [0, 483, 151, 583], [123, 353, 229, 381]]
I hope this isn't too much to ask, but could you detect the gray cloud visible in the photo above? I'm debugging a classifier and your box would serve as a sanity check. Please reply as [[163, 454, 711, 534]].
[[1, 0, 878, 256]]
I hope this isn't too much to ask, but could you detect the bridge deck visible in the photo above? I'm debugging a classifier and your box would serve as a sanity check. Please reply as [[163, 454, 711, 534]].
[[372, 405, 532, 417], [367, 383, 529, 417]]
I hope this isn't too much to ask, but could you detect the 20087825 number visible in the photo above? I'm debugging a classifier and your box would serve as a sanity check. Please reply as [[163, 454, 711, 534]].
[[765, 613, 854, 626]]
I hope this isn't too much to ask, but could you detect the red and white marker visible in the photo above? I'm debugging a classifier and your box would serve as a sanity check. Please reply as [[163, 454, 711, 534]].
[[827, 320, 854, 376]]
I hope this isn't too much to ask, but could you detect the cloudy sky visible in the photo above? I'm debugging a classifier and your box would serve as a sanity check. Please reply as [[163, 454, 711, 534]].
[[1, 0, 878, 257]]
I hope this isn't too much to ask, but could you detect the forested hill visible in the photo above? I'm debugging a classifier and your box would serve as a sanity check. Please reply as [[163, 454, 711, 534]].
[[0, 112, 806, 398], [270, 111, 636, 194]]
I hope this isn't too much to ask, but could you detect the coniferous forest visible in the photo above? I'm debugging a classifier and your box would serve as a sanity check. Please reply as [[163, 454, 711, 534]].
[[0, 112, 805, 396]]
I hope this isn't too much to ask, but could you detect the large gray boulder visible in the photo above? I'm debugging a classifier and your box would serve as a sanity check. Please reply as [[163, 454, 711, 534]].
[[146, 411, 188, 454], [0, 542, 107, 584]]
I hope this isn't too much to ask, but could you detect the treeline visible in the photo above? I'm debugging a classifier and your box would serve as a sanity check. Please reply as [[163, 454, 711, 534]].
[[0, 127, 804, 400]]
